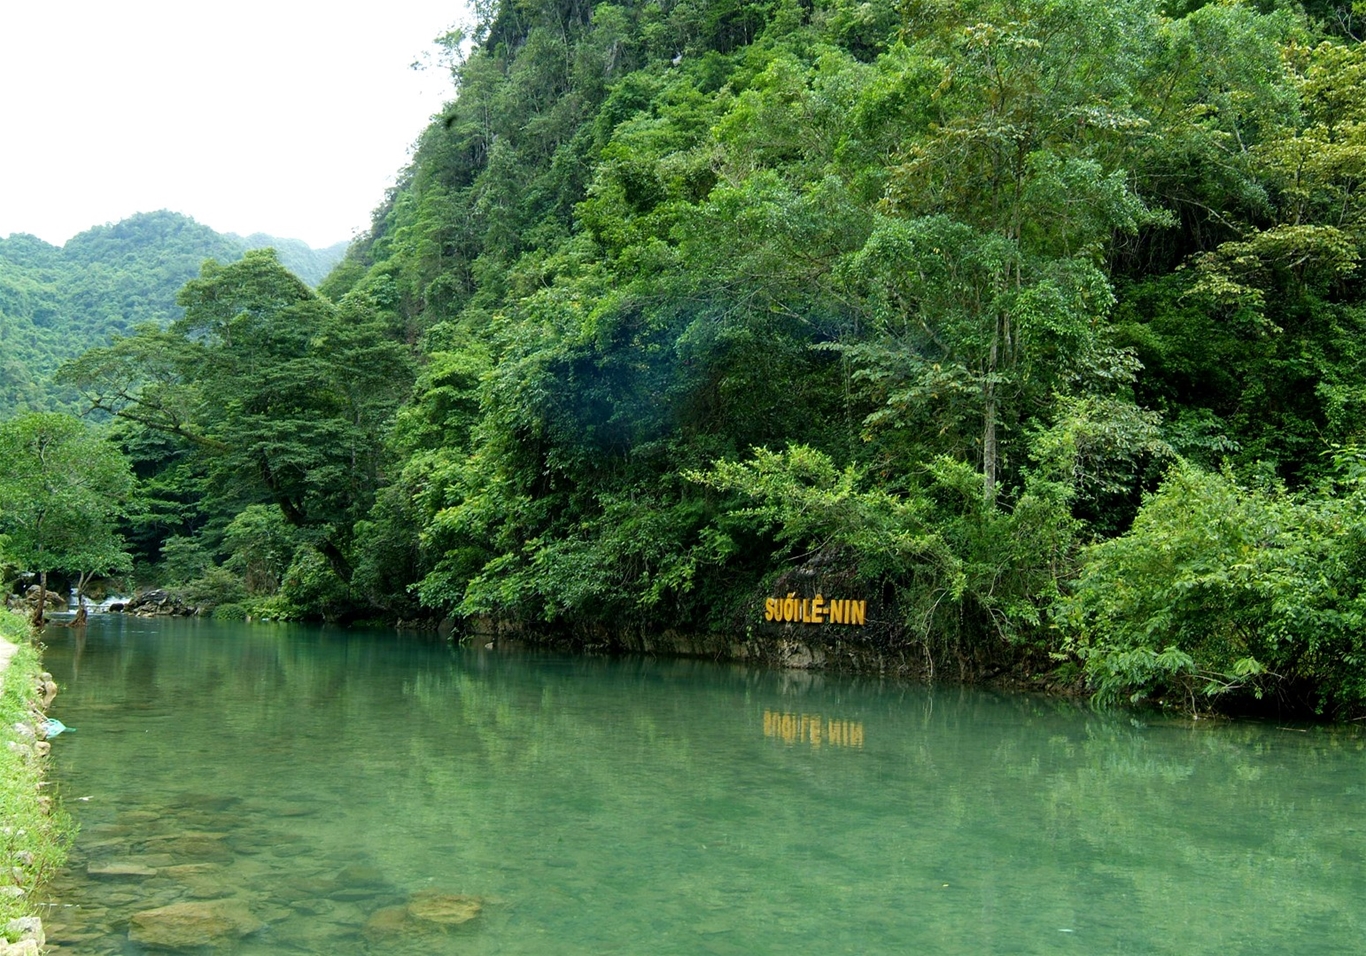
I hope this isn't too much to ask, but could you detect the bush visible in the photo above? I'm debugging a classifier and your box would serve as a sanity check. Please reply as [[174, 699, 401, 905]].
[[210, 602, 249, 621], [177, 566, 248, 614], [1061, 460, 1366, 716], [275, 547, 353, 622]]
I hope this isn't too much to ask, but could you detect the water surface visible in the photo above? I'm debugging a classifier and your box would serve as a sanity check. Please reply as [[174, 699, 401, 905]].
[[37, 616, 1366, 954]]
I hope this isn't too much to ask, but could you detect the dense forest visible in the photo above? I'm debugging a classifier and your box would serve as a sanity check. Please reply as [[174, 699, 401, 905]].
[[8, 0, 1366, 717], [0, 211, 345, 416]]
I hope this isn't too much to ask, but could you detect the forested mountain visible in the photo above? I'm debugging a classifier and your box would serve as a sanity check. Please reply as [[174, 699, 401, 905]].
[[52, 0, 1366, 716], [0, 211, 345, 416], [228, 233, 350, 287]]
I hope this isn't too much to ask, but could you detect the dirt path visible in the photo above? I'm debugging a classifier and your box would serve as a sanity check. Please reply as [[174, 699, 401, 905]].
[[0, 635, 19, 691]]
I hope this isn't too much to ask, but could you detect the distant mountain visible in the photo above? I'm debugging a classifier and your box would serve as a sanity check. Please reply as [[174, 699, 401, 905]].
[[229, 233, 350, 288], [0, 210, 349, 418]]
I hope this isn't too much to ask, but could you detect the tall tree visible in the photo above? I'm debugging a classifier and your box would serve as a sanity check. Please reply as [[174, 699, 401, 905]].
[[0, 413, 133, 625], [61, 250, 414, 589], [860, 0, 1167, 506]]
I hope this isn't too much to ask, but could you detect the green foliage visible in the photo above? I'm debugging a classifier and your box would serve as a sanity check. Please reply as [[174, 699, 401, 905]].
[[0, 211, 344, 419], [0, 413, 134, 590], [274, 547, 354, 622], [1027, 394, 1173, 533], [158, 535, 215, 586], [304, 0, 1366, 714], [691, 445, 1078, 656], [177, 566, 249, 614], [164, 506, 301, 616], [1063, 460, 1366, 716], [222, 506, 296, 596], [62, 250, 415, 591], [39, 0, 1366, 714]]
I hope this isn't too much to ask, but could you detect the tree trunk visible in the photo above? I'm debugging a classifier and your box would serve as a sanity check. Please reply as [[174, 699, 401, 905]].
[[73, 570, 92, 627], [30, 569, 47, 628], [317, 538, 355, 586], [982, 321, 1000, 509]]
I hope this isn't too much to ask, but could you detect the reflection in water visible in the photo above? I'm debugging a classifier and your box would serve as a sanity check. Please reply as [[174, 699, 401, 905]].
[[34, 617, 1366, 955], [763, 710, 864, 748]]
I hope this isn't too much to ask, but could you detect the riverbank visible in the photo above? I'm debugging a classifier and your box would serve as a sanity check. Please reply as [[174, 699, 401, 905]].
[[462, 614, 1064, 692], [0, 610, 71, 955]]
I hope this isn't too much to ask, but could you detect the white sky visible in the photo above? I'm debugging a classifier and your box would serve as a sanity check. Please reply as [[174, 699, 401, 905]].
[[1, 1, 467, 249]]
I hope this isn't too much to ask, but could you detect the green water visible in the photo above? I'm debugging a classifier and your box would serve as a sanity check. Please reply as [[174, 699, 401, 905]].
[[34, 616, 1366, 955]]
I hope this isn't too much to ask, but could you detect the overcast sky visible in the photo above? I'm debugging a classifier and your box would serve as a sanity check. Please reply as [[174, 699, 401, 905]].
[[1, 1, 466, 250]]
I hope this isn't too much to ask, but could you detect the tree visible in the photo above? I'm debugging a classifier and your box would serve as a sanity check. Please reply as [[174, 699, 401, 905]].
[[0, 413, 133, 626], [61, 249, 415, 595], [858, 0, 1170, 507]]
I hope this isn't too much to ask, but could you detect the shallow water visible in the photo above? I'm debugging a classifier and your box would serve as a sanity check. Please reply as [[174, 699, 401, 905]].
[[34, 616, 1366, 955]]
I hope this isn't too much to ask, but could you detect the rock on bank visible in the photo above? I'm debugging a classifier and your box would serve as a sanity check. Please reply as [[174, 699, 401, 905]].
[[0, 614, 72, 956]]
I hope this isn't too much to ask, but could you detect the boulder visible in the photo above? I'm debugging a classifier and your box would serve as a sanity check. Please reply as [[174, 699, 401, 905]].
[[125, 589, 198, 617], [3, 917, 43, 949], [128, 900, 263, 949], [37, 673, 57, 708], [21, 587, 64, 610]]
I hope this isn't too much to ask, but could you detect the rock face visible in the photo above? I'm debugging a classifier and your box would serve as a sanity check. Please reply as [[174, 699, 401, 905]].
[[128, 900, 263, 949]]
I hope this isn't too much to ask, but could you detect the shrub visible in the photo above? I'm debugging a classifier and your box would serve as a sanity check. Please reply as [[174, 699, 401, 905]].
[[1061, 460, 1366, 716]]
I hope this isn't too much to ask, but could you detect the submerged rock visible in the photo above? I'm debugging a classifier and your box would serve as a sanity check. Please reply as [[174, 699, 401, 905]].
[[138, 833, 234, 863], [128, 899, 263, 949], [362, 905, 429, 942], [361, 891, 484, 951], [336, 863, 387, 887], [329, 863, 392, 900], [407, 891, 482, 926], [160, 863, 223, 877], [115, 809, 163, 825], [87, 861, 159, 879]]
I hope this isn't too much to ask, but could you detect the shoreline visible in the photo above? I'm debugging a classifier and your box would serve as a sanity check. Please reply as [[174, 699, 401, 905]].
[[0, 614, 69, 956]]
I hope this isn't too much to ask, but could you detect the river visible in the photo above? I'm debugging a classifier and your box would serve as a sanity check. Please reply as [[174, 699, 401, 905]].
[[34, 615, 1366, 954]]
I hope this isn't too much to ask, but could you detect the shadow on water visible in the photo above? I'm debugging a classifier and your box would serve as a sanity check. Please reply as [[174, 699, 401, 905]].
[[33, 616, 1366, 955]]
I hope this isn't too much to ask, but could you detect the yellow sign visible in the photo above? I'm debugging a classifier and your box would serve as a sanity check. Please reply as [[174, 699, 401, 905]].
[[763, 593, 866, 625], [763, 710, 864, 749]]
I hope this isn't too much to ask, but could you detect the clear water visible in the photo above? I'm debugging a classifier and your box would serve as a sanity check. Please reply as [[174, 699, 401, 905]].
[[34, 616, 1366, 955]]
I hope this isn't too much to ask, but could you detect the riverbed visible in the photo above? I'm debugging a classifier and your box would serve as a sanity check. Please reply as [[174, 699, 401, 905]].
[[35, 615, 1366, 954]]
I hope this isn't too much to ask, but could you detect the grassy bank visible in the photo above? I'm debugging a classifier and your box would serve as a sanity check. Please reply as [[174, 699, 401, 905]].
[[0, 609, 73, 937]]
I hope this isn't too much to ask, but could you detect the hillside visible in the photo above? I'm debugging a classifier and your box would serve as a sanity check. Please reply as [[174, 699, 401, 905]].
[[0, 210, 346, 416], [50, 0, 1366, 715]]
